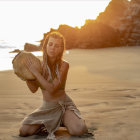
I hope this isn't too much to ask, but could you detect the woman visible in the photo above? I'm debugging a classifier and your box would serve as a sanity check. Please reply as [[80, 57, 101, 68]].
[[19, 32, 88, 139]]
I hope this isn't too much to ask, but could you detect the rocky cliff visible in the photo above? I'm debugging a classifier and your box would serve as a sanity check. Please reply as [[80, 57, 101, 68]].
[[39, 21, 120, 50], [120, 0, 140, 45], [97, 0, 129, 29], [24, 0, 140, 51], [97, 0, 140, 46]]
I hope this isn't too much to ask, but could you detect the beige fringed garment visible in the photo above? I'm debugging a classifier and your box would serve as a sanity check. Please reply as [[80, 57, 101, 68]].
[[21, 95, 81, 140]]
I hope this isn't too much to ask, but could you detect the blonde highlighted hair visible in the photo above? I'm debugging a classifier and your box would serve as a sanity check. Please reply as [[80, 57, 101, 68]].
[[42, 31, 65, 80]]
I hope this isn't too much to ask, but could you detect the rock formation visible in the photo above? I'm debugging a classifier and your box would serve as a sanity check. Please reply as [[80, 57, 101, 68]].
[[97, 0, 129, 29], [9, 49, 21, 53], [24, 0, 140, 50], [78, 20, 120, 49], [40, 22, 120, 50], [58, 25, 79, 49], [119, 0, 140, 46], [97, 0, 140, 46], [24, 43, 41, 52]]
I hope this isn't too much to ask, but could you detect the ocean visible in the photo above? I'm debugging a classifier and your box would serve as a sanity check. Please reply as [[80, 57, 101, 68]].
[[0, 40, 42, 71]]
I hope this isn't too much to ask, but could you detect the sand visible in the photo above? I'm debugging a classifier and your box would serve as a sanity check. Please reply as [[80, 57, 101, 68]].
[[0, 46, 140, 140]]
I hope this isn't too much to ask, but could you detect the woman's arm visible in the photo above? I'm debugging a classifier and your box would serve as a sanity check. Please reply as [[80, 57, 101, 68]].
[[29, 61, 69, 94], [51, 61, 69, 93], [25, 57, 69, 94], [26, 80, 39, 93]]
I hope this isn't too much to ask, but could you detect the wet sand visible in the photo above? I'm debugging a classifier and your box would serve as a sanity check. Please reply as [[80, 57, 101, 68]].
[[0, 46, 140, 140]]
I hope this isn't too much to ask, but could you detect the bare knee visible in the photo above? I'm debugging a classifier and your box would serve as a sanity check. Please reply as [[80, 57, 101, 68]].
[[69, 122, 88, 136], [19, 126, 28, 137], [19, 125, 38, 137]]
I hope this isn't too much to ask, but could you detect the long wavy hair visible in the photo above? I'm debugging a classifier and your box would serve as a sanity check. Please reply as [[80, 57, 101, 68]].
[[42, 32, 65, 80]]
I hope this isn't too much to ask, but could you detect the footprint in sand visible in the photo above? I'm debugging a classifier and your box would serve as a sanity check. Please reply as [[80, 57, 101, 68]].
[[108, 89, 136, 92], [97, 107, 126, 113], [67, 88, 96, 92], [124, 95, 136, 99], [79, 102, 109, 108], [115, 122, 125, 127]]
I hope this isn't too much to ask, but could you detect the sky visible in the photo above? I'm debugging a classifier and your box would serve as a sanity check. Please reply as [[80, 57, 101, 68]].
[[0, 0, 111, 44]]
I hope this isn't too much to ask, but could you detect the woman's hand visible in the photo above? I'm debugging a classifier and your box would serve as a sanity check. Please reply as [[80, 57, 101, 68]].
[[25, 56, 39, 76], [26, 79, 39, 93]]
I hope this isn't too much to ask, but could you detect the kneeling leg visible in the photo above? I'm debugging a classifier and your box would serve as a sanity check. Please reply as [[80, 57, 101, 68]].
[[19, 124, 41, 137], [62, 110, 88, 136]]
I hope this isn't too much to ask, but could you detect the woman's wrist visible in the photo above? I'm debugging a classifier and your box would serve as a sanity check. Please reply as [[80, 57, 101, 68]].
[[33, 71, 41, 79]]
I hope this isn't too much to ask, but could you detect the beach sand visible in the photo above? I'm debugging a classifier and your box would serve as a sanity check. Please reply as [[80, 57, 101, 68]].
[[0, 46, 140, 140]]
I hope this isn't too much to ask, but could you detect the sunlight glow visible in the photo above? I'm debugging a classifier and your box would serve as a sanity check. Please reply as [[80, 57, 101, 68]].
[[0, 1, 111, 43]]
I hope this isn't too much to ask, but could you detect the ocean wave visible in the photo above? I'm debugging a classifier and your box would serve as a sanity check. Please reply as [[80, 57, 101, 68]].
[[0, 40, 42, 71]]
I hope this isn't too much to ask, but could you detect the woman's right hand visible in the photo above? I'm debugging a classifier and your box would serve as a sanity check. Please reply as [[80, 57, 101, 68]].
[[24, 56, 39, 76]]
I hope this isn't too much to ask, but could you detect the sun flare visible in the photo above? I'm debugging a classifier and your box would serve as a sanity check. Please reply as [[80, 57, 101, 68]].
[[0, 0, 111, 44]]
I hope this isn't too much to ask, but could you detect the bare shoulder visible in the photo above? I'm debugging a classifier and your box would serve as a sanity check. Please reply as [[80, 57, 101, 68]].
[[59, 60, 69, 74], [61, 60, 69, 69], [59, 60, 69, 78]]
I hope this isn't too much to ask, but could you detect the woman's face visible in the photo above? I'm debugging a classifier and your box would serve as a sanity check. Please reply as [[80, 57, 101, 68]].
[[46, 37, 63, 59]]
